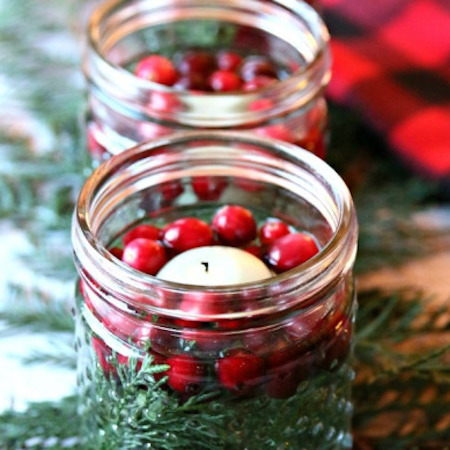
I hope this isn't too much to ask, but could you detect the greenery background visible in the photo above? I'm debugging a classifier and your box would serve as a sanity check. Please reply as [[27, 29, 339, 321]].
[[0, 0, 449, 448]]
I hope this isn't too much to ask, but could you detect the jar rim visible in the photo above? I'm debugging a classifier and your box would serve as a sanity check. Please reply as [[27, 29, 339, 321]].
[[85, 0, 331, 127], [73, 131, 357, 318]]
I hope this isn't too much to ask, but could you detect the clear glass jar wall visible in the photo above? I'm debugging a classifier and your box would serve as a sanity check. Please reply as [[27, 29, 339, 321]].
[[84, 0, 331, 165], [72, 132, 357, 449]]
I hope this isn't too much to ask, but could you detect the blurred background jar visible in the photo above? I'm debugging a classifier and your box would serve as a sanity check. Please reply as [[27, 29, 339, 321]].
[[83, 0, 331, 166]]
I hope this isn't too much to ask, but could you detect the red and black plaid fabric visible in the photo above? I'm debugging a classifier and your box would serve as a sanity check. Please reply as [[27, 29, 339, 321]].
[[319, 0, 450, 180]]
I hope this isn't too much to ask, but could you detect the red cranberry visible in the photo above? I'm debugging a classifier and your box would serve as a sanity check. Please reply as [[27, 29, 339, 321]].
[[179, 291, 232, 317], [108, 246, 123, 260], [208, 70, 242, 92], [211, 205, 257, 247], [173, 317, 203, 329], [135, 320, 180, 357], [173, 72, 210, 91], [258, 220, 291, 246], [133, 322, 180, 360], [240, 56, 277, 81], [217, 318, 243, 330], [79, 279, 94, 312], [135, 55, 178, 86], [181, 328, 231, 355], [248, 98, 274, 111], [243, 244, 263, 259], [255, 123, 296, 143], [297, 128, 326, 159], [86, 123, 106, 160], [235, 178, 264, 192], [92, 336, 114, 375], [243, 328, 292, 356], [285, 303, 330, 348], [265, 349, 315, 399], [166, 354, 208, 395], [147, 91, 181, 113], [162, 217, 214, 254], [319, 314, 352, 370], [178, 51, 216, 76], [122, 238, 167, 275], [192, 176, 228, 201], [101, 309, 141, 340], [92, 337, 133, 377], [216, 51, 243, 71], [216, 348, 265, 394], [123, 224, 161, 246], [265, 232, 319, 273], [159, 180, 184, 203], [138, 122, 172, 141], [242, 75, 277, 91]]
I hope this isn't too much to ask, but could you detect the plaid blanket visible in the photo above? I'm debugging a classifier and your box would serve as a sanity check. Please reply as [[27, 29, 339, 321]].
[[319, 0, 450, 181]]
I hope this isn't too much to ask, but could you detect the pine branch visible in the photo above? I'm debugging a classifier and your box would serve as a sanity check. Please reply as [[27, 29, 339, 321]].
[[0, 288, 448, 449], [352, 289, 450, 448], [21, 345, 76, 370], [0, 285, 75, 335], [0, 396, 81, 450]]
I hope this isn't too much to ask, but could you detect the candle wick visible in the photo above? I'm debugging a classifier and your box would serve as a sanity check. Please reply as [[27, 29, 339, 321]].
[[201, 262, 209, 273]]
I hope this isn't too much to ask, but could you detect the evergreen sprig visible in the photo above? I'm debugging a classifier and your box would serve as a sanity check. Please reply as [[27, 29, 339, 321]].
[[0, 396, 81, 450], [0, 288, 449, 449], [84, 354, 234, 450], [352, 290, 450, 449], [0, 285, 75, 335]]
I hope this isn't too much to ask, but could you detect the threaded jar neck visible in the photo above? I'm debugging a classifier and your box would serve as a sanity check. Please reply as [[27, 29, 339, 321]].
[[72, 131, 357, 321]]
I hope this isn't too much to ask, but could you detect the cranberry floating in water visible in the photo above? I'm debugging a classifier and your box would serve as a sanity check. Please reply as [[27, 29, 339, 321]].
[[134, 55, 178, 86], [178, 50, 216, 76], [265, 232, 319, 273], [108, 246, 123, 260], [162, 217, 214, 254], [242, 75, 277, 91], [240, 56, 277, 81], [212, 205, 257, 247], [173, 72, 210, 91], [258, 220, 291, 246], [243, 244, 263, 259], [208, 70, 242, 92], [216, 51, 243, 71], [122, 238, 167, 275], [192, 176, 228, 201], [159, 180, 185, 203], [123, 224, 161, 246]]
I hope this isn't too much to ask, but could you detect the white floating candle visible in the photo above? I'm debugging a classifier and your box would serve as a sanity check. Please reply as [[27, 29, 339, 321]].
[[157, 246, 272, 286]]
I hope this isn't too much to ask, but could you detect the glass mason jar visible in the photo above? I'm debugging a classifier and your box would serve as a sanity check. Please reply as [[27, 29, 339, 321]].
[[83, 0, 331, 166], [72, 131, 357, 449]]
